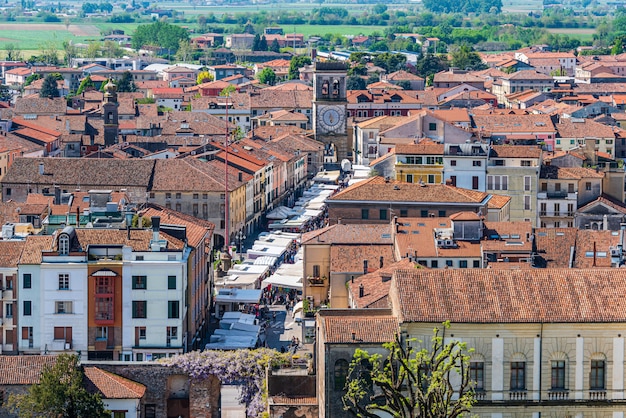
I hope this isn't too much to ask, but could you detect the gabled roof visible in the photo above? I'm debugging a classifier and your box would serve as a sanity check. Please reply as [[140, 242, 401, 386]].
[[490, 145, 542, 158], [83, 367, 146, 399], [394, 143, 444, 155], [540, 165, 604, 180], [392, 268, 626, 323], [140, 204, 214, 248], [3, 158, 156, 187], [577, 194, 626, 215], [349, 258, 416, 309], [555, 118, 616, 139], [0, 355, 57, 385], [329, 176, 490, 205], [318, 309, 398, 344]]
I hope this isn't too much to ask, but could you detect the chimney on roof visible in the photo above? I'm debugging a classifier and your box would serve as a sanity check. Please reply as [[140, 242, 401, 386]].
[[380, 256, 384, 269], [54, 186, 60, 205], [38, 162, 44, 176], [238, 172, 243, 182], [363, 259, 368, 275], [337, 218, 342, 225]]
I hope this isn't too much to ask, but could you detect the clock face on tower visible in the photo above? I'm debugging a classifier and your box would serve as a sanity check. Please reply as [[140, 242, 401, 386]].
[[318, 105, 345, 133]]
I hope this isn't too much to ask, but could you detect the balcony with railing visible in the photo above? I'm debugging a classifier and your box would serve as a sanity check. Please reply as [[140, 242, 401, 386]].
[[548, 389, 569, 401], [589, 390, 606, 400], [537, 191, 577, 200], [509, 390, 527, 401], [307, 276, 326, 286]]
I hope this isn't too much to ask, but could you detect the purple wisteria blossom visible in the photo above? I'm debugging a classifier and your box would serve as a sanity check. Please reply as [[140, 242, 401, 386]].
[[164, 348, 290, 417]]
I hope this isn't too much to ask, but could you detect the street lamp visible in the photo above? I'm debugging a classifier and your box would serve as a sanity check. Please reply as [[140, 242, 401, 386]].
[[236, 230, 246, 262]]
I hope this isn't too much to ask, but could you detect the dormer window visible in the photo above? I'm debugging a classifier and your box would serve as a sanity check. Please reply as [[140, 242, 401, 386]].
[[59, 234, 69, 255]]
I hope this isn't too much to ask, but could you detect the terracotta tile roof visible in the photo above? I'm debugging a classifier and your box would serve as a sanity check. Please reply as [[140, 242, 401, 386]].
[[487, 194, 511, 209], [13, 127, 59, 143], [450, 211, 480, 221], [540, 165, 604, 179], [472, 114, 555, 134], [349, 258, 416, 308], [534, 228, 577, 268], [152, 158, 226, 192], [386, 70, 424, 81], [504, 70, 554, 81], [318, 309, 398, 344], [394, 217, 481, 259], [578, 194, 626, 215], [394, 143, 444, 155], [0, 241, 25, 267], [72, 229, 184, 252], [14, 97, 67, 115], [432, 108, 471, 123], [83, 367, 146, 399], [0, 355, 57, 385], [12, 117, 63, 137], [140, 203, 214, 248], [330, 244, 395, 273], [556, 118, 616, 139], [573, 230, 621, 268], [433, 71, 484, 84], [3, 158, 156, 188], [302, 223, 392, 245], [392, 268, 626, 323], [329, 177, 490, 204], [19, 235, 54, 264], [482, 221, 533, 252], [542, 150, 586, 162]]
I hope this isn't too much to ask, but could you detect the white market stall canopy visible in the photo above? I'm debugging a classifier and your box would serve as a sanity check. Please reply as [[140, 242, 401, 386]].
[[261, 274, 302, 290]]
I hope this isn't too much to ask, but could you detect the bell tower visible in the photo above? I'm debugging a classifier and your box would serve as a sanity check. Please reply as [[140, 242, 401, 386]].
[[313, 62, 351, 163], [102, 80, 119, 147]]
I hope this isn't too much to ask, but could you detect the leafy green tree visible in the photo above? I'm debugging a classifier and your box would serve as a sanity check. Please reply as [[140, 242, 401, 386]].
[[197, 70, 214, 84], [132, 21, 189, 53], [5, 43, 22, 61], [8, 354, 109, 418], [39, 39, 60, 65], [175, 39, 194, 62], [116, 71, 136, 93], [103, 40, 124, 58], [85, 41, 101, 59], [62, 40, 78, 66], [259, 35, 268, 51], [343, 323, 476, 418], [76, 75, 95, 95], [373, 52, 407, 73], [415, 53, 449, 79], [252, 34, 261, 51], [270, 38, 281, 53], [288, 55, 311, 80], [220, 84, 236, 96], [347, 75, 366, 90], [40, 74, 60, 98], [450, 44, 486, 70], [24, 73, 42, 87], [257, 67, 276, 85]]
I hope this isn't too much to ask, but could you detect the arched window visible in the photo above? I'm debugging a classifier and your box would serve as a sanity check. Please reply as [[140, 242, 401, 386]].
[[332, 79, 340, 97], [321, 80, 329, 97], [58, 234, 69, 255], [334, 359, 349, 390]]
